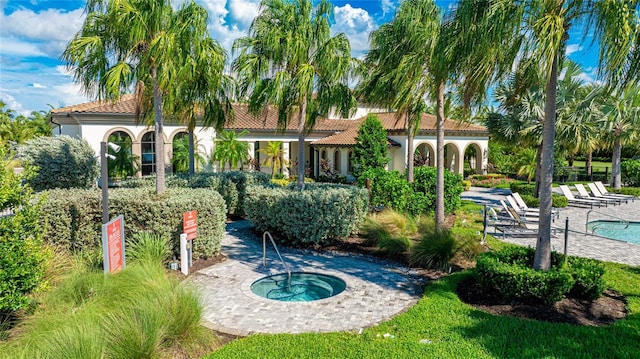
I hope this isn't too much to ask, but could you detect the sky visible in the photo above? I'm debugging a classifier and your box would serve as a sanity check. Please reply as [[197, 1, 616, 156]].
[[0, 0, 600, 116]]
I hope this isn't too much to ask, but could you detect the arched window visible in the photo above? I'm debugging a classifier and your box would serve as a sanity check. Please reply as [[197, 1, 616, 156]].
[[172, 132, 189, 173], [348, 151, 354, 174], [141, 132, 156, 176], [334, 150, 341, 172], [107, 131, 136, 179]]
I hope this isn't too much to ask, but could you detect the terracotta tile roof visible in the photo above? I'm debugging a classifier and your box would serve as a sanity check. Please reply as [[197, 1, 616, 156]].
[[51, 94, 138, 114], [223, 104, 353, 132], [371, 112, 488, 133]]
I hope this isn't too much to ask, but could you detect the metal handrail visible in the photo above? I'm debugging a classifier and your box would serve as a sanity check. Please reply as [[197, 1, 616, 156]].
[[585, 209, 629, 234], [263, 231, 291, 284]]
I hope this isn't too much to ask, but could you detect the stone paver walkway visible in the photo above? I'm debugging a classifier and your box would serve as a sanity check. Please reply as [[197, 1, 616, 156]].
[[463, 186, 640, 266], [189, 221, 423, 336]]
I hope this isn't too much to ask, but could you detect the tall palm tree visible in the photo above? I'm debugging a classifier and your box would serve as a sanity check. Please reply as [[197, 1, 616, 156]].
[[358, 0, 521, 228], [259, 141, 289, 178], [213, 130, 250, 171], [497, 0, 640, 270], [232, 0, 356, 190], [62, 0, 226, 194], [601, 86, 640, 188]]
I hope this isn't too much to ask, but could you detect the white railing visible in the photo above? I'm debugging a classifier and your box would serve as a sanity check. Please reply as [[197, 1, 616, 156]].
[[262, 231, 291, 285]]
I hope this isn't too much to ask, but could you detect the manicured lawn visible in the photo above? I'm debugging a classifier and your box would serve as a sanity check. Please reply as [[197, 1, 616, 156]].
[[205, 251, 640, 359], [571, 160, 611, 173]]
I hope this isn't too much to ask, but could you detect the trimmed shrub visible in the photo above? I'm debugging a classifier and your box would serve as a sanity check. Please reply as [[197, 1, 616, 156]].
[[509, 183, 536, 196], [475, 247, 606, 305], [39, 188, 226, 258], [413, 166, 464, 214], [611, 187, 640, 197], [359, 168, 412, 213], [352, 114, 390, 180], [520, 194, 569, 208], [621, 159, 640, 186], [18, 135, 99, 191], [244, 184, 368, 245]]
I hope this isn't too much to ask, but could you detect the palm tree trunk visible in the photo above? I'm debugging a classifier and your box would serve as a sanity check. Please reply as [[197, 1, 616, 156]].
[[612, 136, 622, 188], [533, 54, 559, 271], [188, 129, 195, 176], [534, 142, 543, 198], [406, 112, 415, 183], [586, 151, 592, 175], [152, 66, 165, 194], [435, 81, 446, 228], [297, 100, 307, 190]]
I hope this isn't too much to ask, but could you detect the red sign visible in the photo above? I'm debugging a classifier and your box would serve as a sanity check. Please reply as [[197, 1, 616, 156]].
[[105, 216, 124, 273], [183, 210, 198, 240]]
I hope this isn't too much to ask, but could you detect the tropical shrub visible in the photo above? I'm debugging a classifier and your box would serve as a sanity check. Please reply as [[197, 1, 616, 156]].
[[39, 188, 226, 258], [361, 210, 418, 258], [519, 194, 569, 208], [351, 114, 390, 180], [621, 159, 640, 186], [244, 184, 368, 245], [410, 228, 458, 271], [509, 182, 536, 196], [0, 153, 49, 314], [18, 135, 99, 191], [462, 180, 471, 191], [611, 187, 640, 197], [468, 173, 514, 188], [475, 247, 606, 304], [413, 166, 464, 213], [378, 235, 412, 260], [126, 232, 172, 266], [359, 168, 412, 213]]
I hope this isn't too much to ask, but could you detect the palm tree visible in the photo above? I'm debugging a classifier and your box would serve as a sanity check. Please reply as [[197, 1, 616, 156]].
[[107, 133, 140, 180], [62, 0, 226, 194], [358, 0, 521, 228], [601, 86, 640, 188], [496, 0, 640, 270], [232, 0, 356, 190], [213, 130, 250, 171], [259, 141, 289, 178], [172, 134, 206, 174]]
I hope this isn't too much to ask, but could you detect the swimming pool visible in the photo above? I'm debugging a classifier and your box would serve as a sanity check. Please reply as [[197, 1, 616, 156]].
[[587, 220, 640, 245]]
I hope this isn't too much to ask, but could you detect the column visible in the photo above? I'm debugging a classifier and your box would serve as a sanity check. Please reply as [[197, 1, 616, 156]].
[[282, 142, 290, 176]]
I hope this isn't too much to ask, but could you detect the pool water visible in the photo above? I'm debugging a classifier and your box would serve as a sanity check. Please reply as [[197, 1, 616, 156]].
[[587, 220, 640, 245], [251, 272, 346, 302]]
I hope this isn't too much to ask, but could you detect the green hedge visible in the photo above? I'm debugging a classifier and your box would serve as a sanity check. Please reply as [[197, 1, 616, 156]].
[[509, 183, 536, 196], [39, 188, 226, 258], [519, 194, 569, 208], [475, 246, 606, 305], [244, 184, 368, 245], [120, 171, 271, 216], [621, 159, 640, 187], [359, 166, 463, 215]]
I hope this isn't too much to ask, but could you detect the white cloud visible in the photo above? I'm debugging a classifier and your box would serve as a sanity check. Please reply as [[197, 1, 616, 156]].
[[566, 44, 582, 56], [31, 83, 47, 88], [332, 5, 376, 55], [1, 8, 85, 43], [53, 82, 92, 108], [229, 0, 260, 27], [0, 92, 24, 114], [0, 37, 47, 57], [380, 0, 394, 15]]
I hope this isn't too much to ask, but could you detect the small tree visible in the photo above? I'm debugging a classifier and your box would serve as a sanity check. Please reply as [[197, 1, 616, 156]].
[[18, 135, 99, 191], [259, 141, 288, 179], [0, 149, 48, 314], [352, 114, 389, 180], [213, 130, 250, 172]]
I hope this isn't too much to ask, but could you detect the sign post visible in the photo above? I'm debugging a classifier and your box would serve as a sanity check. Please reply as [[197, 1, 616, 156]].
[[102, 215, 125, 274], [181, 211, 197, 275]]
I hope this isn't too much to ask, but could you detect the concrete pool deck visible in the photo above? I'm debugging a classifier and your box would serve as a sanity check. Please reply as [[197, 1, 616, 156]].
[[463, 186, 640, 266], [190, 220, 424, 336]]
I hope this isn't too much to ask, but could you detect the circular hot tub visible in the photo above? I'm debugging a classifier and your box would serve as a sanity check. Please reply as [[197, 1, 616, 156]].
[[250, 272, 346, 302]]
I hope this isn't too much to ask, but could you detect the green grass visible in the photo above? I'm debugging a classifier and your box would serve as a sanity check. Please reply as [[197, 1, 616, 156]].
[[0, 256, 217, 358], [571, 160, 610, 172], [206, 263, 640, 359], [204, 202, 640, 358]]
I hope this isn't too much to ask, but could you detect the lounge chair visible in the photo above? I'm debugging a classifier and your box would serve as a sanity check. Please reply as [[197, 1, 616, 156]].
[[594, 181, 636, 202], [494, 206, 539, 239], [511, 192, 560, 221], [558, 185, 603, 209], [574, 184, 618, 206], [586, 183, 628, 205], [500, 199, 538, 224]]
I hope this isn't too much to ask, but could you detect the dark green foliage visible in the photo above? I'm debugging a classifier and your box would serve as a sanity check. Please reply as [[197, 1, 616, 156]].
[[359, 166, 463, 216], [18, 135, 99, 191], [38, 188, 226, 258], [0, 151, 48, 313], [378, 235, 412, 260], [509, 183, 536, 196], [611, 187, 640, 197], [352, 114, 390, 180], [621, 159, 640, 186], [475, 247, 606, 305], [244, 184, 369, 245], [520, 194, 569, 208]]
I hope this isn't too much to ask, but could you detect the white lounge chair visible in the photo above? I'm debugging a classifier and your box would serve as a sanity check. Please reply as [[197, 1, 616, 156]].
[[558, 185, 603, 208], [494, 206, 539, 239], [500, 199, 539, 224], [586, 183, 628, 205], [574, 183, 617, 206], [594, 181, 636, 202], [511, 192, 560, 221], [505, 195, 540, 221]]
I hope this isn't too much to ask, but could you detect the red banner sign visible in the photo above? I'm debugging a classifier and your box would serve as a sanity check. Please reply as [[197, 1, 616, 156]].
[[183, 210, 197, 240], [102, 215, 125, 273]]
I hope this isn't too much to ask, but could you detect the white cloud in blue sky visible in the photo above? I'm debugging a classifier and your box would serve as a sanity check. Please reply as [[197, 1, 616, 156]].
[[1, 0, 599, 115]]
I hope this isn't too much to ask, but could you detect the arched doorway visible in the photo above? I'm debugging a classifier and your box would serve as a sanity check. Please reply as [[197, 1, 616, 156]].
[[444, 143, 461, 174], [107, 130, 138, 179], [414, 142, 435, 167], [464, 143, 483, 176], [172, 132, 189, 174]]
